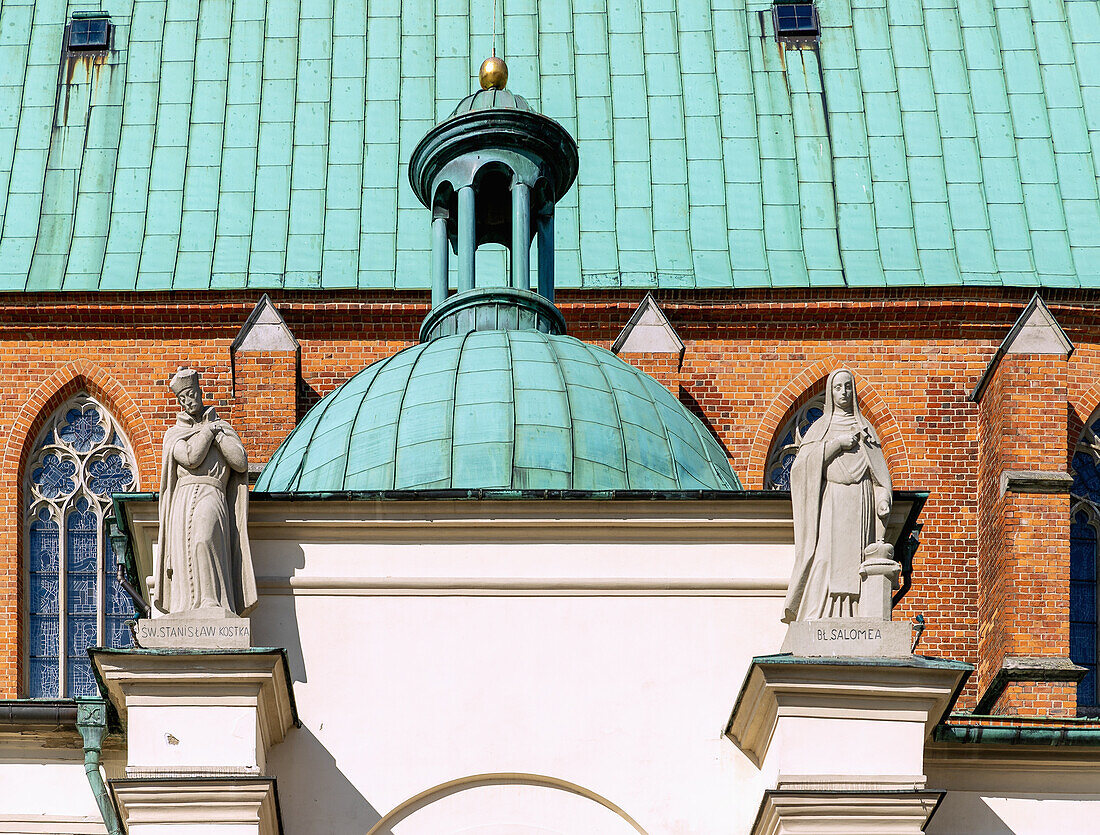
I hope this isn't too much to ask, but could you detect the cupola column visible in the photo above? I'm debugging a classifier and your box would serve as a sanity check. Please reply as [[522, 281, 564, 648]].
[[457, 185, 476, 292], [537, 209, 554, 301], [511, 180, 531, 290], [431, 211, 449, 306]]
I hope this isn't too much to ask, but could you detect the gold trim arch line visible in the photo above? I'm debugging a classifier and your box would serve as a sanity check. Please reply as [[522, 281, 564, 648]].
[[364, 772, 650, 834]]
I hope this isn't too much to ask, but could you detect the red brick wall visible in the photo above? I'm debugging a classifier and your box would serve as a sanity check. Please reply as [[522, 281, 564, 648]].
[[617, 352, 681, 395], [0, 287, 1095, 709], [977, 365, 1009, 695], [992, 681, 1077, 718], [233, 351, 298, 464], [975, 353, 1073, 714]]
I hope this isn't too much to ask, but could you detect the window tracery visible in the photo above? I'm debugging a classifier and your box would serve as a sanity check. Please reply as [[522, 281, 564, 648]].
[[25, 394, 137, 697], [764, 394, 825, 491]]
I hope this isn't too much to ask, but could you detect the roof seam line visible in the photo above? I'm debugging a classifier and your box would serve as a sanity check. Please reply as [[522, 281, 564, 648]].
[[339, 349, 408, 489], [447, 328, 477, 488], [583, 342, 629, 480], [391, 338, 432, 490]]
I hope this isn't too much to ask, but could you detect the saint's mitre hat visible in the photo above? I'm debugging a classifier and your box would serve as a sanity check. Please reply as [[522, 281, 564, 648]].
[[169, 367, 200, 394]]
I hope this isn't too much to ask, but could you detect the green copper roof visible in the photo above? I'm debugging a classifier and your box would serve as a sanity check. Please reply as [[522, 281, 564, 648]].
[[0, 0, 1098, 290], [255, 328, 741, 492]]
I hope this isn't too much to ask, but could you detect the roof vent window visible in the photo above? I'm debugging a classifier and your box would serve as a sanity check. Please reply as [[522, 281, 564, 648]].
[[773, 2, 819, 41], [67, 13, 112, 52]]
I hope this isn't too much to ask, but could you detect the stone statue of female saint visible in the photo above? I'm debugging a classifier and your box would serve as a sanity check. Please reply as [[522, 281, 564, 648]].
[[783, 369, 892, 623], [153, 369, 257, 617]]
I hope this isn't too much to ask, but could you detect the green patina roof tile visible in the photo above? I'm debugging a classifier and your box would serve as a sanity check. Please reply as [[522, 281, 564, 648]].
[[0, 1, 1096, 290], [258, 328, 740, 492]]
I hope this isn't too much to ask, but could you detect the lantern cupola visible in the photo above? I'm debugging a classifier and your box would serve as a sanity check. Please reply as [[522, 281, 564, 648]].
[[409, 57, 579, 343]]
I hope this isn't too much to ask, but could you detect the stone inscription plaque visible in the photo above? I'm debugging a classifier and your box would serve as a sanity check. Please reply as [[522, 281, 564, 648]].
[[136, 617, 251, 649], [781, 617, 912, 658]]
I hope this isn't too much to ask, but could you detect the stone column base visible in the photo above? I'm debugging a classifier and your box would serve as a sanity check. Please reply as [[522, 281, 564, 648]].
[[751, 788, 944, 835], [112, 776, 282, 835]]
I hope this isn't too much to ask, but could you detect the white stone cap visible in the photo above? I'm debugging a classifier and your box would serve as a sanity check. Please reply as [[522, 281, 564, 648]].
[[111, 775, 282, 835], [750, 788, 945, 835], [969, 293, 1073, 403], [231, 294, 298, 354], [89, 647, 299, 747], [610, 291, 684, 359], [724, 654, 972, 769]]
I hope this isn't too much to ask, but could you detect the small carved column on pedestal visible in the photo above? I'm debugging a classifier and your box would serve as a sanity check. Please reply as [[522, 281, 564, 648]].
[[859, 542, 900, 621]]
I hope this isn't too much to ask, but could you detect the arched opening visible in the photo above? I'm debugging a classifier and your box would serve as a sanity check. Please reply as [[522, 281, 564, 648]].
[[1071, 411, 1100, 713], [764, 392, 825, 490], [23, 393, 138, 696], [473, 162, 518, 248], [366, 773, 648, 835], [1071, 504, 1098, 710]]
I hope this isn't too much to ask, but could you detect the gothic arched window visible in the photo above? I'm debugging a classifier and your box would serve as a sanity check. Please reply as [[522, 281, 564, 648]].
[[25, 394, 137, 697], [1071, 415, 1100, 711], [1071, 506, 1098, 709], [765, 394, 825, 490]]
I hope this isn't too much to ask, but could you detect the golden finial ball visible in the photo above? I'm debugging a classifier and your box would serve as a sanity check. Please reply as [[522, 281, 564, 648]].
[[479, 56, 508, 90]]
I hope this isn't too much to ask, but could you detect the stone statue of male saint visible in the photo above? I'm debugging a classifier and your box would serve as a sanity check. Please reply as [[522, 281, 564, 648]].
[[153, 368, 257, 616]]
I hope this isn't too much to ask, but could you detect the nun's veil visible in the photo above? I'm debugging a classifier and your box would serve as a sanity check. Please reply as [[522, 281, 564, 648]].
[[799, 369, 875, 445]]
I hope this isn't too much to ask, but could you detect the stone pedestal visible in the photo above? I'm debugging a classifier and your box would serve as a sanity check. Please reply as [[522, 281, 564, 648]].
[[781, 617, 913, 657], [780, 551, 911, 658], [90, 648, 297, 835], [135, 609, 251, 649], [726, 655, 971, 835]]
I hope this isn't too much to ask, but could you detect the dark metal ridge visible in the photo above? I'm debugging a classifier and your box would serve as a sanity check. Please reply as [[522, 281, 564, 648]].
[[252, 488, 762, 501], [0, 698, 79, 729], [118, 490, 928, 503], [933, 722, 1100, 746], [946, 712, 1100, 725], [115, 488, 930, 503], [89, 647, 301, 730], [725, 653, 973, 738]]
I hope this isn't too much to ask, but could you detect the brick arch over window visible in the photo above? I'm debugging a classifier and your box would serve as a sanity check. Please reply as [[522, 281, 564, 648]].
[[747, 361, 911, 490], [0, 362, 154, 698], [5, 362, 156, 484], [1069, 382, 1100, 469]]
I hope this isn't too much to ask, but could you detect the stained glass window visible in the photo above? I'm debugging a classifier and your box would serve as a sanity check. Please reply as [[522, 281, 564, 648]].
[[1071, 414, 1100, 711], [25, 395, 137, 697], [764, 394, 826, 490], [1071, 510, 1098, 708]]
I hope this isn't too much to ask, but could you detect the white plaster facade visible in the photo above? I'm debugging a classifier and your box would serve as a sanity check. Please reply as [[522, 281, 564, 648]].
[[3, 496, 1100, 833]]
